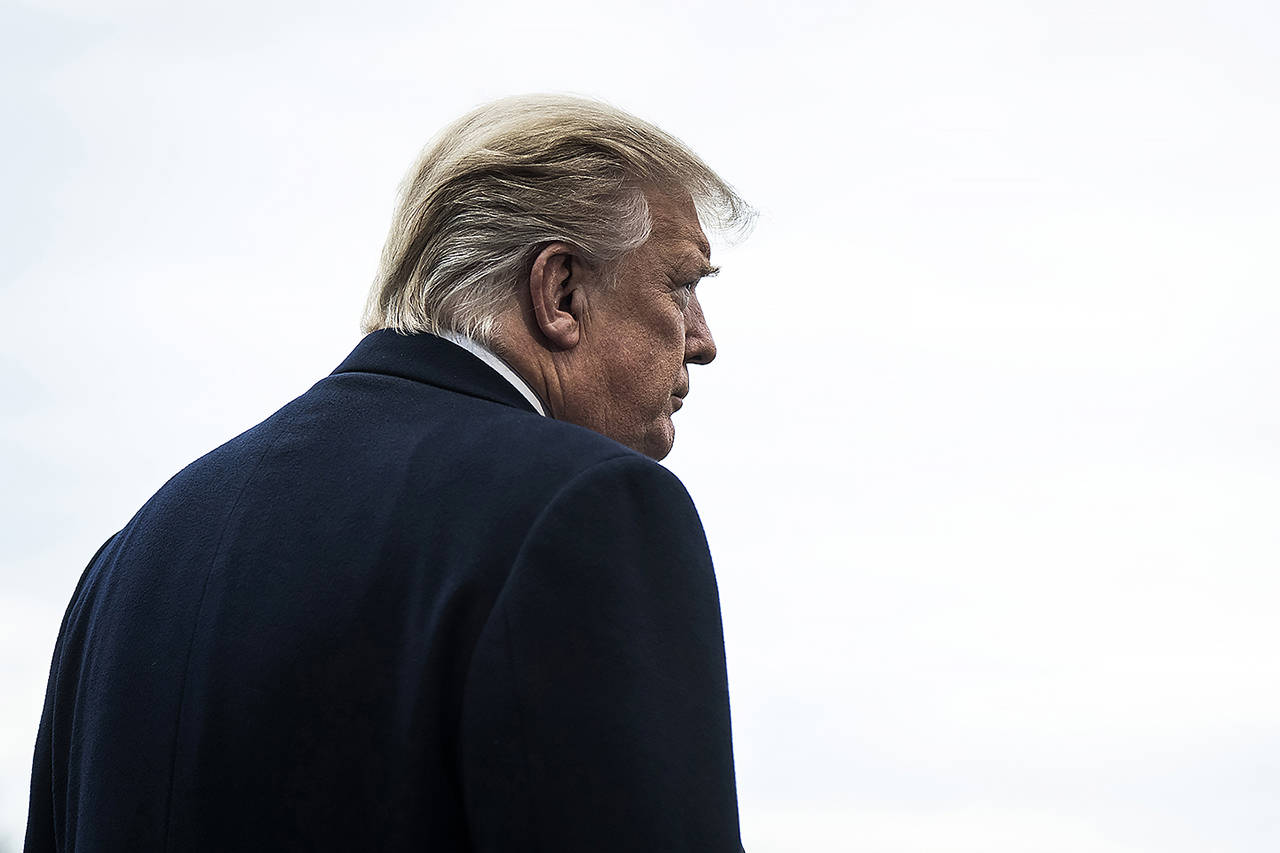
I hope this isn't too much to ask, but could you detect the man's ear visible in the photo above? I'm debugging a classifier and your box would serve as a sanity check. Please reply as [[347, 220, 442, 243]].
[[527, 242, 588, 350]]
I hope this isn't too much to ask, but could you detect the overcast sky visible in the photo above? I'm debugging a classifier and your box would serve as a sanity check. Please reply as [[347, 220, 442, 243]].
[[3, 0, 1278, 850]]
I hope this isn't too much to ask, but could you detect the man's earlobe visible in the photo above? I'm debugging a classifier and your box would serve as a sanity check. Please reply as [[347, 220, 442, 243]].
[[529, 242, 583, 350]]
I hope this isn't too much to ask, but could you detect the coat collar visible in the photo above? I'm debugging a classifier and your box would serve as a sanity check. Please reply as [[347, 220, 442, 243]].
[[331, 329, 540, 415]]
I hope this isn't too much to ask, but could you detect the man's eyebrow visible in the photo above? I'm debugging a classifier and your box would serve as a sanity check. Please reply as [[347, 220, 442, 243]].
[[672, 233, 717, 279], [694, 261, 721, 280], [674, 256, 720, 281]]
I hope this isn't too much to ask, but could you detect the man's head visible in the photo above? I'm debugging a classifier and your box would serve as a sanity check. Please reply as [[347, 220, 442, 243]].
[[364, 94, 752, 459], [511, 187, 719, 459]]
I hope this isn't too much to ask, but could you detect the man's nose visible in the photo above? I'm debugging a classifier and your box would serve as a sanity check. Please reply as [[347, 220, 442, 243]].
[[685, 295, 717, 366]]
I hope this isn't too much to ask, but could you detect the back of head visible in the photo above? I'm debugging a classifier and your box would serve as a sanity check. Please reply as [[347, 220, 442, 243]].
[[363, 94, 753, 345]]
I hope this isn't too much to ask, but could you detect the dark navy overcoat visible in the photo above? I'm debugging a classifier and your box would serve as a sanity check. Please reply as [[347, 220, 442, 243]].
[[25, 331, 742, 851]]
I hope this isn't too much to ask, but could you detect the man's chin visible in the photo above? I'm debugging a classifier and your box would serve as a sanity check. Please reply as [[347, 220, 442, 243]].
[[596, 415, 675, 460], [640, 419, 676, 461]]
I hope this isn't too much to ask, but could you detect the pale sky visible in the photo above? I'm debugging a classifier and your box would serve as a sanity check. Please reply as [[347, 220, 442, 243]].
[[3, 0, 1278, 850]]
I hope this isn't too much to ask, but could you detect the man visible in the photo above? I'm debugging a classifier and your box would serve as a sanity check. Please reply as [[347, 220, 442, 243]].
[[24, 95, 753, 851]]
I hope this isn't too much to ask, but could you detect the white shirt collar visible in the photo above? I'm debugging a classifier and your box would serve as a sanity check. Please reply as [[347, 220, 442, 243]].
[[438, 331, 547, 417]]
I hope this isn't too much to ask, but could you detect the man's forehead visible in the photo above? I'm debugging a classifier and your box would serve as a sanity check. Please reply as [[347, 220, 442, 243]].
[[663, 230, 712, 263], [689, 231, 712, 261], [646, 192, 711, 261]]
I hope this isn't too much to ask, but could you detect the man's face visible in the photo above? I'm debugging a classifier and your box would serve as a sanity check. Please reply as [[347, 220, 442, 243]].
[[571, 189, 718, 459]]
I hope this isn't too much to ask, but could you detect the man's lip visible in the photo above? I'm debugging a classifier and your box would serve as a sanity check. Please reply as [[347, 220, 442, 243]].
[[672, 394, 685, 411]]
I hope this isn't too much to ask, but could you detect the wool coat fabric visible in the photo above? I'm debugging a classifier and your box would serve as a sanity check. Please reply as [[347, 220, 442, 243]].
[[25, 330, 743, 852]]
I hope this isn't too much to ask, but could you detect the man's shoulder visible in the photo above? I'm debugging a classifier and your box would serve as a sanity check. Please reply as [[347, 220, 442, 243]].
[[317, 365, 660, 489], [131, 364, 694, 570], [185, 374, 655, 515]]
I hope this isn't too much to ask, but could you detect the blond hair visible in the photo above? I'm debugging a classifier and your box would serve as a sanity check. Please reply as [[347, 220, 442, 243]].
[[362, 94, 753, 344]]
